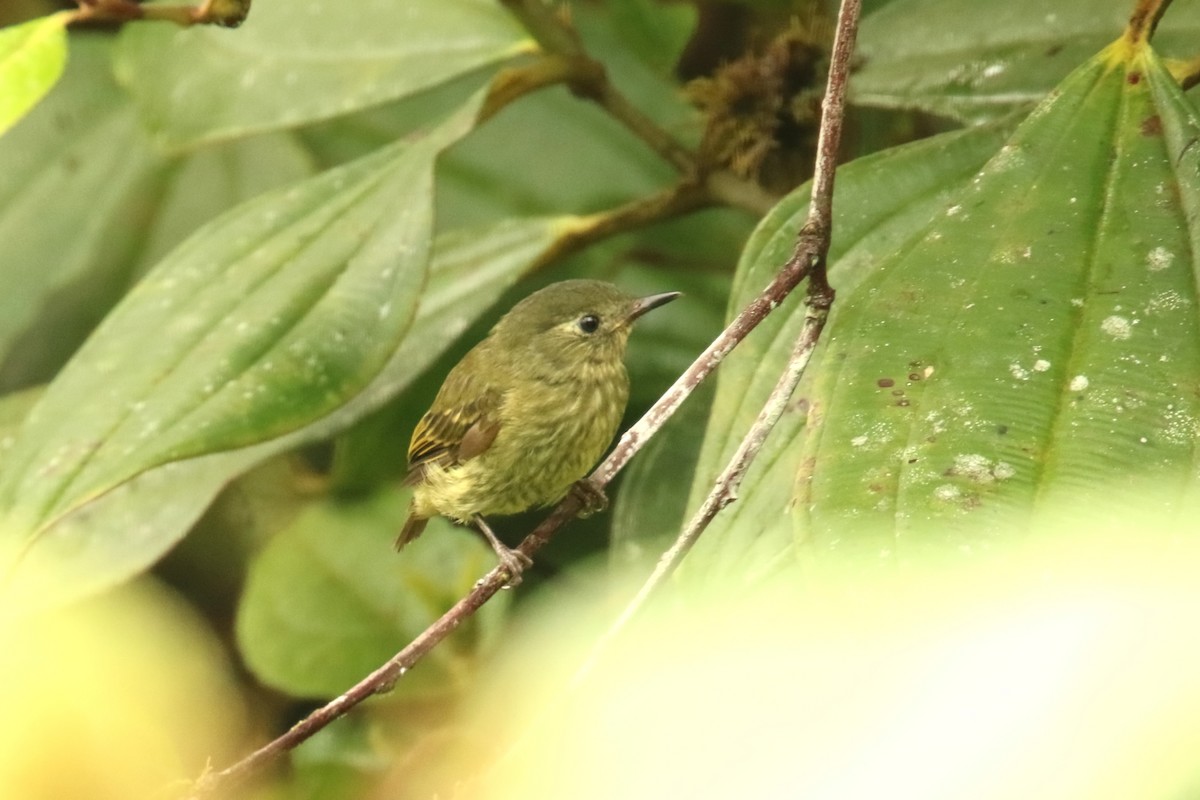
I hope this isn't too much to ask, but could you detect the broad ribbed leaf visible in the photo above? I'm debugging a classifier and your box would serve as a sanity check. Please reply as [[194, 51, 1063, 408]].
[[0, 95, 501, 610], [688, 28, 1200, 578], [113, 0, 532, 149], [607, 128, 1006, 561], [671, 124, 1008, 578], [236, 488, 508, 698], [0, 214, 567, 611], [856, 0, 1200, 122], [0, 12, 68, 137]]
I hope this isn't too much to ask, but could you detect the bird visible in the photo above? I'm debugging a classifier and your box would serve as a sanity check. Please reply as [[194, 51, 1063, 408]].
[[396, 279, 680, 581]]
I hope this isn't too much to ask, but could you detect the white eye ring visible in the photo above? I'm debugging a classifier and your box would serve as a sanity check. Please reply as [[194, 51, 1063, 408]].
[[578, 314, 600, 333]]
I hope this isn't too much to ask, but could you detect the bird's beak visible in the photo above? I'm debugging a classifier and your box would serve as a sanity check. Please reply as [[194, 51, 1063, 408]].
[[626, 291, 681, 324]]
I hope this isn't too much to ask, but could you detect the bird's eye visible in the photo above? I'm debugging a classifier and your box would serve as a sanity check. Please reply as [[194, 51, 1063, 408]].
[[578, 314, 601, 334]]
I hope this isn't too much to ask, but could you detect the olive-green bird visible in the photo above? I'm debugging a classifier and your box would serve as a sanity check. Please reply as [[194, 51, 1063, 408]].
[[397, 279, 679, 579]]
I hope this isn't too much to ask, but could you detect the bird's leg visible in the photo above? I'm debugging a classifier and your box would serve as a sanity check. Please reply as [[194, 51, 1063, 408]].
[[570, 477, 609, 518], [472, 514, 532, 586]]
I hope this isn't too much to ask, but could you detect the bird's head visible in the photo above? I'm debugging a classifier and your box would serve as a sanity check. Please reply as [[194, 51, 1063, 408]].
[[492, 279, 680, 375]]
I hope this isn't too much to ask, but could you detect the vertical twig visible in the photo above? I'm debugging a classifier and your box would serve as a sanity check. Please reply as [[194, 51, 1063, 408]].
[[185, 1, 861, 795], [573, 0, 861, 682]]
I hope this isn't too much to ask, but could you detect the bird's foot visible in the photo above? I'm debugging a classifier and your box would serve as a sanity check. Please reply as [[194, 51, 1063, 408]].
[[570, 477, 609, 518], [493, 546, 532, 588], [473, 514, 531, 588]]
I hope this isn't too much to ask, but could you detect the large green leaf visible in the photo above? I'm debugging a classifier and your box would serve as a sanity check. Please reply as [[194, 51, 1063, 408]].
[[0, 11, 68, 137], [666, 123, 1009, 580], [0, 214, 569, 612], [856, 0, 1200, 122], [0, 35, 317, 391], [0, 95, 506, 611], [113, 0, 533, 149], [236, 487, 509, 698], [687, 30, 1200, 579]]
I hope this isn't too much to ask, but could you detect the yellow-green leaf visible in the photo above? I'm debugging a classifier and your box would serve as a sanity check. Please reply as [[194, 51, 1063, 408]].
[[0, 95, 495, 611], [113, 0, 533, 149], [0, 12, 69, 137], [688, 26, 1200, 578]]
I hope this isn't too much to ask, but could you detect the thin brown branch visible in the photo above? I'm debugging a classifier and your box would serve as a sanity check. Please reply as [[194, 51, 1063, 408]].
[[184, 183, 817, 800], [72, 0, 250, 26], [573, 0, 861, 680], [486, 0, 780, 218], [589, 78, 697, 174], [574, 283, 832, 685], [480, 54, 603, 124], [187, 2, 860, 795], [531, 182, 716, 269]]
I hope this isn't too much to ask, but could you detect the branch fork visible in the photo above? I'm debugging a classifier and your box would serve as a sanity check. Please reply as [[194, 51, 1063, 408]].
[[185, 0, 862, 795]]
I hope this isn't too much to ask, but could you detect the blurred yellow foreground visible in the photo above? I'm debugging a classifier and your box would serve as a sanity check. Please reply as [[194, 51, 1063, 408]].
[[0, 581, 242, 800], [6, 509, 1200, 800], [420, 518, 1200, 800]]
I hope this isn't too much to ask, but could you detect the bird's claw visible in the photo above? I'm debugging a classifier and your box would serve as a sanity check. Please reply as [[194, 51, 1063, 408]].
[[570, 478, 609, 518], [495, 546, 532, 588]]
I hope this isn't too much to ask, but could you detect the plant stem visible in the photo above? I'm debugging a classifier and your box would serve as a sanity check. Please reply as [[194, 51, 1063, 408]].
[[499, 0, 698, 175], [485, 0, 781, 225], [532, 182, 716, 269], [1167, 55, 1200, 91], [1126, 0, 1171, 43], [185, 1, 861, 794], [572, 0, 861, 684], [72, 0, 249, 26]]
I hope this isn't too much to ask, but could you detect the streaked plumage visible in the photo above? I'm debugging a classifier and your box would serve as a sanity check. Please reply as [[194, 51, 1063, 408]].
[[397, 279, 679, 576]]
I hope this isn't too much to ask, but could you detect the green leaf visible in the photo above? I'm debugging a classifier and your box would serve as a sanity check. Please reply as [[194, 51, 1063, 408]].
[[133, 132, 319, 273], [856, 0, 1200, 122], [0, 11, 68, 137], [298, 61, 695, 230], [0, 35, 319, 391], [0, 214, 571, 612], [0, 94, 487, 611], [113, 0, 533, 149], [682, 123, 1012, 581], [690, 32, 1200, 577], [236, 487, 509, 698]]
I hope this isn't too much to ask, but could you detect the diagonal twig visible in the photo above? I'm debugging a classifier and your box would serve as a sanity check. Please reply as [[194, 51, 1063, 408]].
[[185, 0, 860, 795], [572, 0, 860, 677]]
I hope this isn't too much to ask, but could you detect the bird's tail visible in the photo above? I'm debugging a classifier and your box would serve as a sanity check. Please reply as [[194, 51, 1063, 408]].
[[395, 508, 429, 551]]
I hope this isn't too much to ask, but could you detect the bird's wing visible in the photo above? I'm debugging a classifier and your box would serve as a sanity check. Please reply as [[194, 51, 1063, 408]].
[[405, 354, 503, 483]]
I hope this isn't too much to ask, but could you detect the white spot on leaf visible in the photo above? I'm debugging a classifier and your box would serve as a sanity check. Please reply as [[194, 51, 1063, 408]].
[[1147, 246, 1174, 271], [1100, 316, 1132, 339]]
